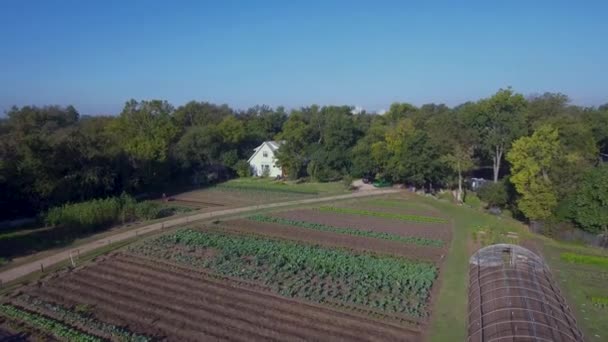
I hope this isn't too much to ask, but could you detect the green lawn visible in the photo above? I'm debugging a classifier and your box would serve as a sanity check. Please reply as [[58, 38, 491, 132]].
[[542, 241, 608, 341], [422, 197, 530, 342]]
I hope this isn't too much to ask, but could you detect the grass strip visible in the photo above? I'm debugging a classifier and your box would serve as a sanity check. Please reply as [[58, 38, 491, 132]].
[[561, 252, 608, 269], [317, 206, 448, 224], [0, 304, 101, 342], [248, 214, 444, 247]]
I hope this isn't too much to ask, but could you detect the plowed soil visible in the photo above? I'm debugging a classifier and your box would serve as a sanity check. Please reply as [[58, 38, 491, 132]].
[[275, 209, 452, 242], [23, 253, 421, 342], [220, 219, 445, 262]]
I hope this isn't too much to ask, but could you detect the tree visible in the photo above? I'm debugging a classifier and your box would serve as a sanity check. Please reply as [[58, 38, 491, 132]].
[[571, 166, 608, 234], [441, 144, 474, 203], [437, 107, 476, 203], [507, 125, 561, 221], [469, 88, 527, 182], [275, 114, 312, 179]]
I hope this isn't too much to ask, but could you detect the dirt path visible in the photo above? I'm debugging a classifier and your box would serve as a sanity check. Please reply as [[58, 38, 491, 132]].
[[0, 189, 398, 284]]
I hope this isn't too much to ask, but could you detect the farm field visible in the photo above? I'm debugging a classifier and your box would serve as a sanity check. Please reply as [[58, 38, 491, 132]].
[[0, 195, 450, 341], [1, 191, 605, 342], [166, 178, 347, 211]]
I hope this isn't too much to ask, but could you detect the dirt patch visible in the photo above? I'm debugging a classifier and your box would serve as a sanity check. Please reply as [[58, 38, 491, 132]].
[[220, 219, 445, 263], [274, 209, 452, 243]]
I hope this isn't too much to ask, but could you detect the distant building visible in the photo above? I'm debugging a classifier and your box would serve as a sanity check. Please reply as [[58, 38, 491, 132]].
[[469, 177, 489, 191], [248, 141, 284, 177]]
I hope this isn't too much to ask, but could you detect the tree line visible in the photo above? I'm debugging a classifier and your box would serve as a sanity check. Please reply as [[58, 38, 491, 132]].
[[1, 89, 607, 235]]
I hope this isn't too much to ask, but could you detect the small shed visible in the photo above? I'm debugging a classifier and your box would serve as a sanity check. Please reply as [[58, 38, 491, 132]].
[[468, 244, 584, 342]]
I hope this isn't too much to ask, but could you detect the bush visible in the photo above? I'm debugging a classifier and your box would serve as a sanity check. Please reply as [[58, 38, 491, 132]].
[[44, 197, 122, 232], [342, 175, 354, 190], [235, 160, 252, 178], [134, 201, 162, 220], [44, 193, 164, 231], [477, 181, 508, 208]]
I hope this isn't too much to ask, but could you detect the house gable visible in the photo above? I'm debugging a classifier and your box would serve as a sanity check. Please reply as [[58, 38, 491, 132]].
[[248, 141, 283, 177]]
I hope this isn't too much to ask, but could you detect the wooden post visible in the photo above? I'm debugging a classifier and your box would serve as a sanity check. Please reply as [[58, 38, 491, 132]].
[[40, 263, 44, 273], [69, 252, 76, 267]]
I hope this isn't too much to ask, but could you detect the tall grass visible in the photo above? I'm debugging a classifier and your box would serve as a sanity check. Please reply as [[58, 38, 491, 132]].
[[44, 193, 162, 233]]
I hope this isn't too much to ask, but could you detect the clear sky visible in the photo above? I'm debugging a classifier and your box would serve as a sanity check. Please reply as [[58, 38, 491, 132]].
[[0, 0, 606, 115]]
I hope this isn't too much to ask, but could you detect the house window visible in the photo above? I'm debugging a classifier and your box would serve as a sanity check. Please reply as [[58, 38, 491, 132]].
[[263, 151, 268, 158], [262, 165, 270, 171]]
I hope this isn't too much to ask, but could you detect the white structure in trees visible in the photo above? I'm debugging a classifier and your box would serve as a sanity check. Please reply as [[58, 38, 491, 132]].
[[248, 141, 284, 177]]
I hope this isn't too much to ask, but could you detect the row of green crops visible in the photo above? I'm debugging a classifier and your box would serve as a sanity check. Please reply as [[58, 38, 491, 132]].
[[561, 252, 608, 269], [0, 304, 101, 342], [317, 206, 448, 224], [248, 214, 444, 247], [364, 199, 430, 209], [591, 296, 608, 308], [129, 229, 438, 318], [215, 182, 319, 195], [17, 295, 150, 342]]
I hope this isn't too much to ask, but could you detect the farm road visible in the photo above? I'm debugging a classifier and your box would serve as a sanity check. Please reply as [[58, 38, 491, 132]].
[[0, 189, 399, 284]]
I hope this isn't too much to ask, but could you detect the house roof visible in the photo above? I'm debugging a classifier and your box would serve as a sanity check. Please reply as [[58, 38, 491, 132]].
[[266, 140, 284, 152]]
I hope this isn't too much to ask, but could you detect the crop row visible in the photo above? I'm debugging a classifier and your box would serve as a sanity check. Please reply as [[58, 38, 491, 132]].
[[248, 214, 444, 247], [317, 206, 448, 224], [561, 252, 608, 269], [591, 296, 608, 308], [364, 199, 430, 209], [129, 229, 437, 317], [0, 304, 101, 342], [16, 294, 150, 342], [215, 182, 318, 195]]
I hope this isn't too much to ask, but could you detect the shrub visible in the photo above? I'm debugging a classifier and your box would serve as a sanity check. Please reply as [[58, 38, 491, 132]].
[[134, 201, 162, 220], [477, 181, 508, 208], [235, 160, 252, 178], [341, 175, 354, 190]]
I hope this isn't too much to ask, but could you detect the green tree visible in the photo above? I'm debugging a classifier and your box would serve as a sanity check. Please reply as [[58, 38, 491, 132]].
[[275, 114, 312, 179], [469, 88, 527, 182], [507, 125, 561, 221], [571, 166, 608, 234]]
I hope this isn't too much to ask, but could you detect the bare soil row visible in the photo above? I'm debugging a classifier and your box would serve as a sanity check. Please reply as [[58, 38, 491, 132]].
[[274, 209, 452, 242], [27, 253, 421, 342], [220, 219, 445, 262]]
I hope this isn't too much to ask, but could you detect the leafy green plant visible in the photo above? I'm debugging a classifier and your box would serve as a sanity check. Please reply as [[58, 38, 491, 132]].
[[317, 206, 448, 224], [0, 304, 102, 342], [561, 252, 608, 269], [129, 229, 438, 318], [248, 214, 444, 247]]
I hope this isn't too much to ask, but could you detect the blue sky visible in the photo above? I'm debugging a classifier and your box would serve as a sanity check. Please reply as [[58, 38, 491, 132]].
[[0, 1, 606, 115]]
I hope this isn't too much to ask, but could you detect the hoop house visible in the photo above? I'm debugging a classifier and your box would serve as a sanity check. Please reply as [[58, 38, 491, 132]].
[[468, 244, 584, 342]]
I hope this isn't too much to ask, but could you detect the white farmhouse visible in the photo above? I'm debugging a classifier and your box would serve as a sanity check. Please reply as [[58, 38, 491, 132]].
[[248, 141, 284, 177]]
